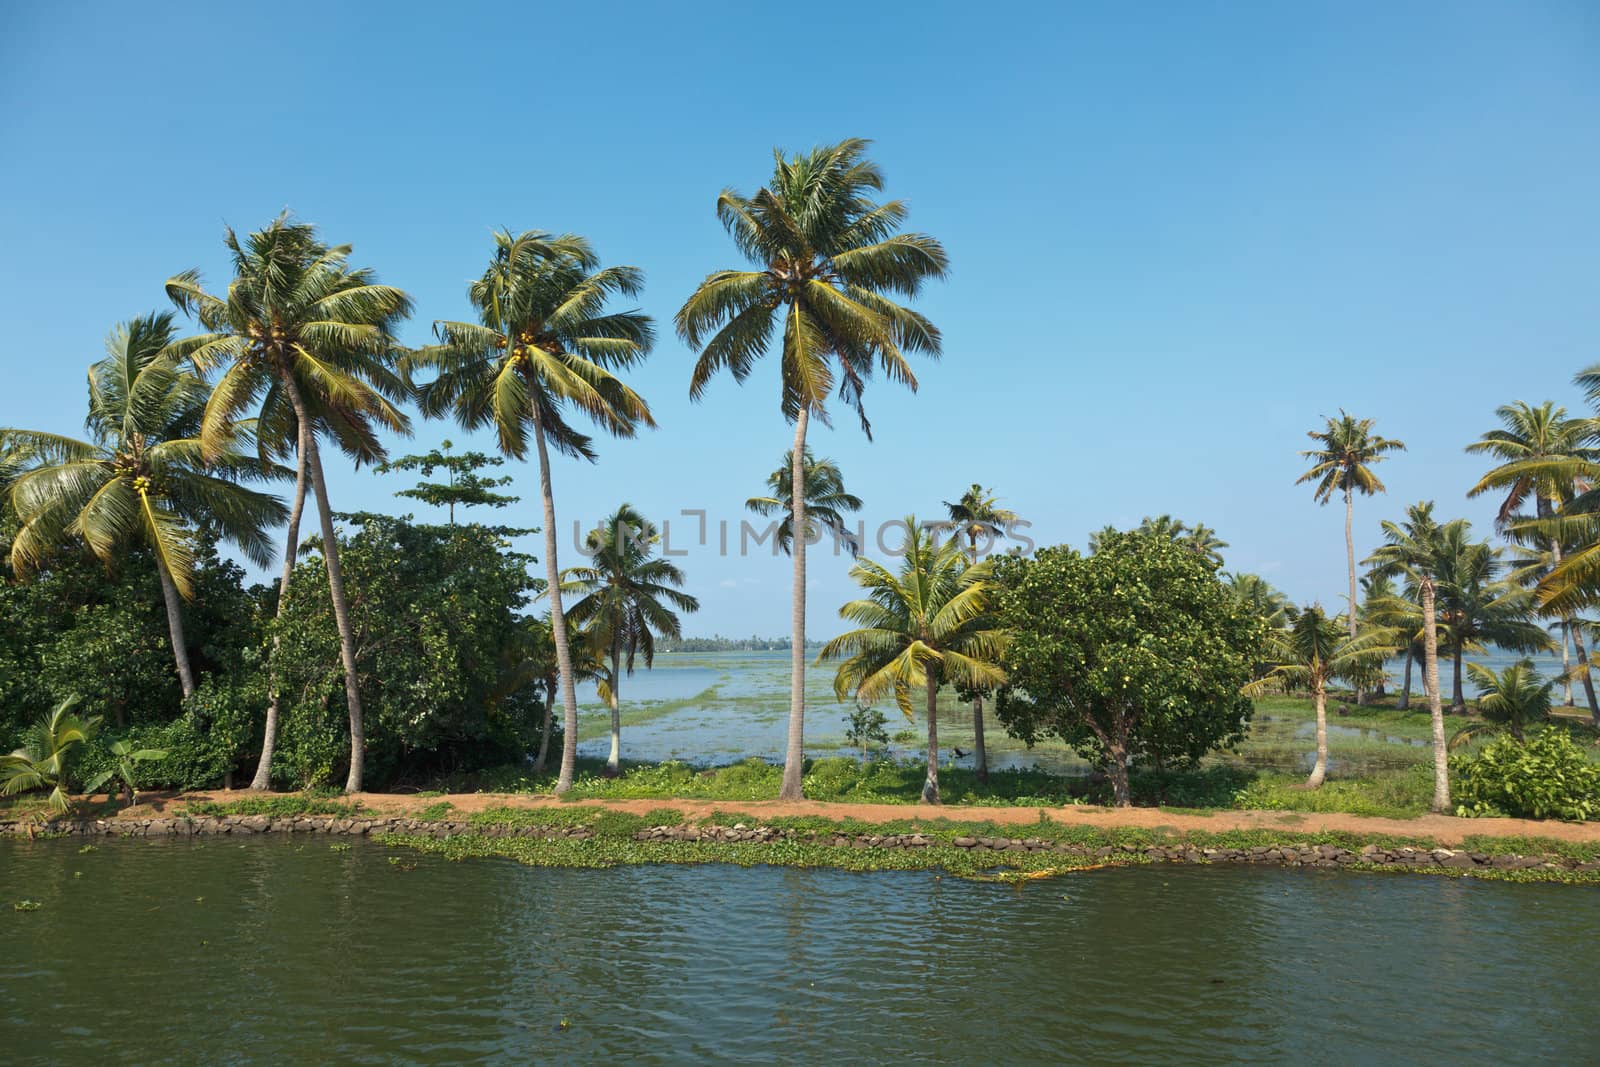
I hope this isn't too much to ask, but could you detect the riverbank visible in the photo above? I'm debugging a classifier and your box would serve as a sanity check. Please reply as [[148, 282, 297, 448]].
[[8, 792, 1600, 884]]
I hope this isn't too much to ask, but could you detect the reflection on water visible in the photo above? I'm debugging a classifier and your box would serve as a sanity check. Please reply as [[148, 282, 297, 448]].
[[2, 838, 1596, 1064]]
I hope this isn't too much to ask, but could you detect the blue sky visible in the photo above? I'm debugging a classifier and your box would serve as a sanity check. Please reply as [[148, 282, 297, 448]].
[[2, 2, 1597, 637]]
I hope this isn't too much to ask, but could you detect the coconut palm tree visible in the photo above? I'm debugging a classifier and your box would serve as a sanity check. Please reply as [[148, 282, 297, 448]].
[[817, 519, 1006, 804], [1226, 572, 1291, 629], [0, 697, 100, 815], [1246, 605, 1398, 788], [1363, 579, 1424, 709], [1366, 502, 1455, 812], [1298, 413, 1407, 684], [562, 505, 700, 774], [939, 485, 1019, 783], [1433, 530, 1553, 712], [5, 314, 288, 697], [746, 448, 864, 556], [166, 216, 412, 793], [677, 138, 948, 800], [1451, 660, 1553, 748], [407, 230, 655, 794]]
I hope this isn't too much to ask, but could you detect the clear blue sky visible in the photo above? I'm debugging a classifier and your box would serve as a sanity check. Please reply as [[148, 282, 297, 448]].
[[2, 2, 1597, 637]]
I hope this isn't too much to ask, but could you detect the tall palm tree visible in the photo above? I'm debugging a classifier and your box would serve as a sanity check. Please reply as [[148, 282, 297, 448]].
[[1246, 605, 1397, 788], [817, 518, 1005, 804], [1298, 412, 1407, 687], [6, 314, 287, 697], [1470, 400, 1600, 719], [746, 448, 864, 556], [563, 504, 699, 774], [939, 484, 1018, 783], [1366, 502, 1454, 812], [1363, 578, 1424, 709], [678, 139, 949, 799], [1433, 529, 1553, 711], [407, 230, 655, 794], [166, 216, 412, 793]]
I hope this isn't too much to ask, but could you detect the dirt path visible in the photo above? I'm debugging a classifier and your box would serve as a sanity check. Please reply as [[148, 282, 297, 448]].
[[131, 790, 1600, 846]]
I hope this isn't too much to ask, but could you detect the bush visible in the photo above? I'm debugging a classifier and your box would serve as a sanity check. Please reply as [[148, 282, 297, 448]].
[[1452, 730, 1600, 822]]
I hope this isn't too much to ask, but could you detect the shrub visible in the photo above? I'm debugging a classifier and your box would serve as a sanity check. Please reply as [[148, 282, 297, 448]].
[[1451, 731, 1600, 822]]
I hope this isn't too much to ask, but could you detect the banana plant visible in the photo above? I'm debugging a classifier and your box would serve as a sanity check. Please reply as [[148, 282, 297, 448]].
[[84, 740, 168, 809]]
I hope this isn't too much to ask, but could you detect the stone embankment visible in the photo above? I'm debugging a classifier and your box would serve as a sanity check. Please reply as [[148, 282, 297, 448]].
[[8, 814, 1592, 875]]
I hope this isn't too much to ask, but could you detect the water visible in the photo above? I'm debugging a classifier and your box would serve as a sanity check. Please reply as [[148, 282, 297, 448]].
[[3, 837, 1597, 1064]]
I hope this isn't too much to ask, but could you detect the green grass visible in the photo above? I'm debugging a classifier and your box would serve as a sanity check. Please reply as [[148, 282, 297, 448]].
[[184, 795, 373, 818]]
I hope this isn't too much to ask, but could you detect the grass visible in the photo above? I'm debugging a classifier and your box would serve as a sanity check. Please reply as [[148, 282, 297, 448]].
[[376, 804, 1600, 885], [184, 795, 373, 818]]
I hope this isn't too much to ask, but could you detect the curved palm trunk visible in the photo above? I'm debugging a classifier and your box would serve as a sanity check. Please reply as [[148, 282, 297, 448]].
[[1398, 645, 1413, 710], [779, 409, 810, 801], [1344, 485, 1363, 703], [154, 558, 196, 700], [1420, 578, 1449, 813], [606, 641, 622, 776], [250, 426, 309, 791], [532, 414, 582, 795], [280, 375, 367, 794], [968, 533, 989, 784], [1306, 680, 1328, 788], [1573, 627, 1600, 727], [922, 676, 941, 804]]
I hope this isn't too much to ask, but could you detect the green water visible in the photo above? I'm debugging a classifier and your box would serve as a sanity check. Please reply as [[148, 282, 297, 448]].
[[3, 838, 1597, 1064]]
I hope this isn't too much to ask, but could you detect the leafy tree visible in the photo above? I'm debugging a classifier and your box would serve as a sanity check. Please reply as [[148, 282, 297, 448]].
[[167, 215, 413, 792], [1366, 502, 1454, 812], [1091, 516, 1228, 569], [844, 703, 891, 758], [992, 531, 1267, 806], [0, 698, 99, 815], [377, 439, 517, 524], [678, 138, 948, 799], [939, 484, 1019, 783], [746, 448, 864, 556], [562, 504, 700, 774], [1245, 605, 1397, 788], [269, 512, 545, 789], [1452, 729, 1600, 821], [1452, 660, 1554, 747], [4, 314, 286, 698], [818, 519, 1004, 804], [1297, 411, 1406, 692], [408, 230, 654, 795]]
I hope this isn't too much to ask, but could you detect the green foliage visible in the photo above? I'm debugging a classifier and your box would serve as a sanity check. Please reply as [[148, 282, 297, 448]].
[[82, 739, 168, 803], [1452, 730, 1600, 821], [747, 449, 864, 556], [0, 697, 100, 814], [993, 531, 1270, 802], [269, 512, 548, 789], [844, 704, 890, 755], [377, 440, 519, 524], [185, 794, 369, 818]]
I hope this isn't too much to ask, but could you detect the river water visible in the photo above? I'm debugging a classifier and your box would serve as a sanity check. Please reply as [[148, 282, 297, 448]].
[[3, 837, 1596, 1064]]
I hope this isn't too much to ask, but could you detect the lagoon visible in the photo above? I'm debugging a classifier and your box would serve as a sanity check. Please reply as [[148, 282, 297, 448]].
[[3, 836, 1597, 1064]]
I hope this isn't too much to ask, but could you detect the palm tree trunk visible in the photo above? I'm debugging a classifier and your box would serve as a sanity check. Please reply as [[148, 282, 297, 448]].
[[154, 557, 196, 699], [1562, 622, 1575, 706], [1451, 645, 1465, 713], [1306, 681, 1328, 788], [250, 427, 308, 791], [779, 409, 809, 801], [533, 679, 555, 774], [531, 413, 582, 795], [922, 675, 941, 804], [606, 640, 622, 776], [1398, 645, 1413, 710], [1421, 578, 1449, 813], [280, 375, 367, 794], [1573, 626, 1600, 727], [968, 533, 989, 784], [1344, 485, 1363, 703]]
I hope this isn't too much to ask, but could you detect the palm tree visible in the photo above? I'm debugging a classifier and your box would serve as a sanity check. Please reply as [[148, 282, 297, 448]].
[[1366, 502, 1454, 812], [1451, 660, 1553, 748], [1363, 578, 1424, 709], [6, 314, 287, 697], [817, 518, 1005, 804], [1298, 412, 1407, 688], [939, 484, 1019, 783], [407, 230, 655, 794], [166, 216, 412, 793], [1470, 400, 1600, 719], [746, 448, 864, 556], [1226, 572, 1291, 629], [1247, 605, 1397, 788], [562, 505, 700, 774], [0, 697, 99, 816], [678, 139, 948, 800]]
